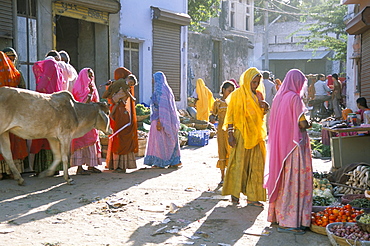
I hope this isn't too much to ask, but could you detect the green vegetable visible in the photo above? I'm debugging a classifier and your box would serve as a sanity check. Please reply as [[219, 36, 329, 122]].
[[135, 104, 150, 116], [349, 198, 370, 208]]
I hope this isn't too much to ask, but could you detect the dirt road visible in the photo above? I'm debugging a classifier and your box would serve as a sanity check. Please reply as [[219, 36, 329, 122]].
[[0, 138, 332, 246]]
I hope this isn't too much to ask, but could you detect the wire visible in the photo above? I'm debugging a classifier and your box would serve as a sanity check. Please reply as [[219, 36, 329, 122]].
[[271, 0, 300, 11], [254, 6, 311, 16]]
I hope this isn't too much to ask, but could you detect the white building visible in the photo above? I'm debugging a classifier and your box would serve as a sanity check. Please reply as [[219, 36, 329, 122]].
[[113, 0, 190, 108]]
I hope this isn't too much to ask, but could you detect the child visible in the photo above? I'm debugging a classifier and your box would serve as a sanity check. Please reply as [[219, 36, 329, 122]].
[[210, 81, 235, 188], [103, 74, 138, 116]]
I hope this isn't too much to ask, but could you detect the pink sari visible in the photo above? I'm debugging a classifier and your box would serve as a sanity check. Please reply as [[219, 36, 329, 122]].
[[265, 69, 313, 228], [71, 68, 101, 156]]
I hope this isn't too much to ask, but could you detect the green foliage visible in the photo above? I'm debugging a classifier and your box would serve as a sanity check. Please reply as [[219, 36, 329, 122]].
[[298, 0, 347, 62], [188, 0, 220, 32], [254, 0, 302, 25], [135, 103, 150, 116], [311, 139, 331, 157]]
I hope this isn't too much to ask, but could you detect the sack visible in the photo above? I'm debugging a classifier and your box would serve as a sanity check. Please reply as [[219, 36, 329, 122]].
[[112, 87, 128, 103]]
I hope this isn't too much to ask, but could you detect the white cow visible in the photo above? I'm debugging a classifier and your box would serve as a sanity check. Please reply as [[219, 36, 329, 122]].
[[0, 87, 112, 185]]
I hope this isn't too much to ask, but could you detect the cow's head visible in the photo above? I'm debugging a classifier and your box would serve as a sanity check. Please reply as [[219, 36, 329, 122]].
[[95, 102, 112, 135]]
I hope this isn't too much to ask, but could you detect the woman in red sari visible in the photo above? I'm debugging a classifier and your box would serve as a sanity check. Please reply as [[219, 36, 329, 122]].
[[0, 51, 28, 179], [102, 67, 138, 173]]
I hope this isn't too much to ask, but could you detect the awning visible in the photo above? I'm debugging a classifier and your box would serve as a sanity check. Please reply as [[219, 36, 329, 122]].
[[58, 0, 121, 14], [345, 6, 370, 35], [151, 6, 191, 26], [261, 50, 331, 60]]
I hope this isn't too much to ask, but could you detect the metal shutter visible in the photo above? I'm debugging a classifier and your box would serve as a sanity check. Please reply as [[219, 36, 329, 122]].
[[152, 20, 181, 101], [0, 0, 13, 38], [361, 31, 370, 100]]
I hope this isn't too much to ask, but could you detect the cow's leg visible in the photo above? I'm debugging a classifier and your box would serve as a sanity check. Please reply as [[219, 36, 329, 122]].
[[0, 132, 24, 185], [60, 140, 73, 185], [39, 138, 62, 178]]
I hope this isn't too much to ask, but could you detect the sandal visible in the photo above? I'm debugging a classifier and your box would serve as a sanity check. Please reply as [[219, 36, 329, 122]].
[[113, 168, 126, 173], [168, 163, 182, 169], [231, 195, 240, 204], [88, 167, 102, 173], [76, 170, 91, 175], [247, 201, 264, 208], [277, 226, 306, 235]]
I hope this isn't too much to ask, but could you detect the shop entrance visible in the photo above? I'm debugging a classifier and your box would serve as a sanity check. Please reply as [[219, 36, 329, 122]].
[[56, 15, 79, 69]]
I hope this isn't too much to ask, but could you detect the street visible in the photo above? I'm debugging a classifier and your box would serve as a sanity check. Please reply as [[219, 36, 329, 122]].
[[0, 137, 333, 246]]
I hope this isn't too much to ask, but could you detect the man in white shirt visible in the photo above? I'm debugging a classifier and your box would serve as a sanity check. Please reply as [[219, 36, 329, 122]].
[[314, 74, 332, 108], [262, 71, 277, 134], [59, 50, 78, 92]]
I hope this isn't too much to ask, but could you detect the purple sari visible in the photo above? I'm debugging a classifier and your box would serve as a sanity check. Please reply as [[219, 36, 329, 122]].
[[144, 72, 181, 167]]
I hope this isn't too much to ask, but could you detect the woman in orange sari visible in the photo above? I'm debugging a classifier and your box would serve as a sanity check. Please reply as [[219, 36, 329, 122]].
[[103, 67, 138, 173], [0, 51, 28, 179]]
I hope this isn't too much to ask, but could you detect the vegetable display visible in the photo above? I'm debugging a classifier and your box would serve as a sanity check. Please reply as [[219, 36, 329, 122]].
[[349, 198, 370, 209], [337, 165, 370, 195], [328, 223, 370, 241], [311, 204, 364, 227], [135, 104, 150, 116]]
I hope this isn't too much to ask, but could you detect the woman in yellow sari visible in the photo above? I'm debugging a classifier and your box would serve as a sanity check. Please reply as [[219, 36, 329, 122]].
[[222, 67, 268, 207], [194, 78, 215, 121]]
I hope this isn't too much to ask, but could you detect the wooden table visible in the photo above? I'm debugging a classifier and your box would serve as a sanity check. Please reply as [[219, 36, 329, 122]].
[[322, 126, 370, 168]]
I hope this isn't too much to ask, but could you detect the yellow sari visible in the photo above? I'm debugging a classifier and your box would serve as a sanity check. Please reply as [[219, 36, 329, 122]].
[[222, 67, 267, 201], [195, 78, 215, 121]]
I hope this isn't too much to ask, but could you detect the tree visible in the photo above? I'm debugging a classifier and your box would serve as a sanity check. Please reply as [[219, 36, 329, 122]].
[[188, 0, 220, 32], [299, 0, 347, 62]]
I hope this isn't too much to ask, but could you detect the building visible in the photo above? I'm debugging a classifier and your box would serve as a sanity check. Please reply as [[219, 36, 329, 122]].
[[188, 0, 255, 95], [254, 20, 338, 80], [342, 0, 370, 111], [117, 0, 190, 107], [0, 0, 120, 91]]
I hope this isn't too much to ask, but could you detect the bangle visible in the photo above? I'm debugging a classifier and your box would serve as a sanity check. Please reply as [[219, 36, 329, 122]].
[[88, 94, 92, 97]]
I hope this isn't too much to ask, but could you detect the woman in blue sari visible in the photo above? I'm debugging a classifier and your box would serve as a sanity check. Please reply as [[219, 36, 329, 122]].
[[144, 72, 182, 168]]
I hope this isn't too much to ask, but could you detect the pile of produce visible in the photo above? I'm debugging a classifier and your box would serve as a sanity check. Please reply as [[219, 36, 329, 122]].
[[349, 198, 370, 209], [135, 104, 150, 116], [313, 177, 336, 206], [328, 223, 370, 241], [311, 204, 364, 227], [337, 164, 370, 195]]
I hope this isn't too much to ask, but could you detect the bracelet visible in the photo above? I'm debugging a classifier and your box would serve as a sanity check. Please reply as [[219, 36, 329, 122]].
[[87, 94, 92, 97]]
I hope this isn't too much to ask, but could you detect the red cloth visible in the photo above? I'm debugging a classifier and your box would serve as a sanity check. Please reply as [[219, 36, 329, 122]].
[[109, 67, 138, 155]]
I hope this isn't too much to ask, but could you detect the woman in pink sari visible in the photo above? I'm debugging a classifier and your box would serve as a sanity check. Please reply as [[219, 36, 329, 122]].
[[30, 56, 64, 174], [265, 69, 312, 235], [71, 68, 102, 174]]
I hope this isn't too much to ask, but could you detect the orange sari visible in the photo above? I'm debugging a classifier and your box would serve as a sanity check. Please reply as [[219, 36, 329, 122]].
[[0, 52, 28, 173]]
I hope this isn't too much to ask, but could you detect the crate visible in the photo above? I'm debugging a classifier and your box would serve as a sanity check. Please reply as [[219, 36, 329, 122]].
[[188, 130, 210, 147]]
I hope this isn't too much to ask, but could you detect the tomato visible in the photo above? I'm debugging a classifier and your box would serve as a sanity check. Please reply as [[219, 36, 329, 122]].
[[321, 221, 328, 227], [351, 213, 357, 218], [344, 204, 352, 210], [329, 215, 336, 220], [316, 219, 323, 225], [339, 211, 344, 216], [332, 209, 339, 215]]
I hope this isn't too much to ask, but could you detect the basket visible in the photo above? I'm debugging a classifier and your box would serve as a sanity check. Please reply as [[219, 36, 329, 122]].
[[188, 130, 210, 147], [194, 123, 208, 130], [341, 194, 366, 205], [137, 114, 150, 122], [356, 214, 370, 233], [310, 224, 327, 235], [326, 222, 366, 246]]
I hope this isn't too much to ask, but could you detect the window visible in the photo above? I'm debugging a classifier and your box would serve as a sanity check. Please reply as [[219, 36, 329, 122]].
[[245, 16, 249, 31], [124, 40, 140, 100], [230, 11, 235, 28], [17, 0, 37, 18]]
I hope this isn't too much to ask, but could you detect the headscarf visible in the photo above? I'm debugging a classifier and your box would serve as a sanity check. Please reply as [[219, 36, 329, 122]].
[[2, 47, 17, 60], [71, 68, 100, 153], [265, 69, 308, 203], [342, 108, 353, 120], [195, 78, 215, 121], [229, 78, 240, 88], [114, 67, 131, 80], [152, 71, 180, 149], [0, 51, 21, 87], [72, 68, 99, 103], [33, 58, 63, 93], [223, 67, 266, 149]]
